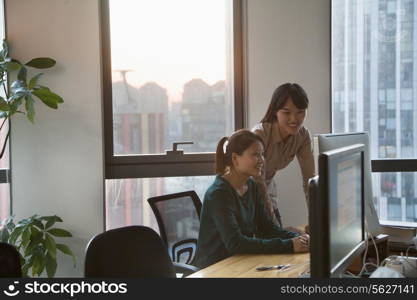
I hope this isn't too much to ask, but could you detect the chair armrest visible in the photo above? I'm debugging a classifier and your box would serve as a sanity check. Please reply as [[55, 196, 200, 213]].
[[173, 262, 200, 277]]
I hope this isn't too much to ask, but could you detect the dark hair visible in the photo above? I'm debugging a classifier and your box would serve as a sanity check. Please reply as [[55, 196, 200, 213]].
[[261, 83, 309, 123], [215, 129, 264, 174]]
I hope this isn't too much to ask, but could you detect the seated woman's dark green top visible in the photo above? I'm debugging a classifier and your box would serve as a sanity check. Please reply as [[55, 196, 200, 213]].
[[194, 175, 298, 269]]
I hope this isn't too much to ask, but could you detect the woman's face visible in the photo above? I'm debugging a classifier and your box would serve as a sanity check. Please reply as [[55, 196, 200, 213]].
[[232, 141, 264, 177], [276, 98, 307, 137]]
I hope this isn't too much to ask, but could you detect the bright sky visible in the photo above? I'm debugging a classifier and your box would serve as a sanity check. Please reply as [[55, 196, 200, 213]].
[[109, 0, 230, 102]]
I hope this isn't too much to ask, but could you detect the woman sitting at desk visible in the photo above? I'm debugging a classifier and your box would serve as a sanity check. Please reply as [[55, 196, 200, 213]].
[[194, 130, 309, 269]]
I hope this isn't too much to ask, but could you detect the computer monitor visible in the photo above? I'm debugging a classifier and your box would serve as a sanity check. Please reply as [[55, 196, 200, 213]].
[[309, 144, 366, 278], [316, 132, 381, 236]]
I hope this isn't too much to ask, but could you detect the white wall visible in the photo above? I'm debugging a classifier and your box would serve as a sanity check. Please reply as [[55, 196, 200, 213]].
[[246, 0, 331, 226], [7, 0, 103, 277]]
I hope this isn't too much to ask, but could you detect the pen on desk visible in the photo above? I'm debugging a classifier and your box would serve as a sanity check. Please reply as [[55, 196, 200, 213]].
[[256, 264, 290, 271]]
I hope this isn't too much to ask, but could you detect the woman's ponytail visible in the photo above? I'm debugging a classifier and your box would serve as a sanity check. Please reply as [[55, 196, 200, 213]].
[[215, 137, 228, 174]]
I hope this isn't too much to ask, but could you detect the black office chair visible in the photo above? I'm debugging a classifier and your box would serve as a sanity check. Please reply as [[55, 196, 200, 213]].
[[147, 191, 202, 265], [0, 242, 22, 277], [84, 225, 197, 278]]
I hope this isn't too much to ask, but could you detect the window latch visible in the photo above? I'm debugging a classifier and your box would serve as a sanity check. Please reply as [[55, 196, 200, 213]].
[[166, 141, 193, 155]]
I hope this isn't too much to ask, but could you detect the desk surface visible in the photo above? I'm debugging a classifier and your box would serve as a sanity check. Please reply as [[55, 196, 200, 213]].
[[188, 253, 310, 278]]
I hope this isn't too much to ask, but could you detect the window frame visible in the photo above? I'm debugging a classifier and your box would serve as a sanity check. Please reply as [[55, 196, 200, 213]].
[[100, 0, 246, 179]]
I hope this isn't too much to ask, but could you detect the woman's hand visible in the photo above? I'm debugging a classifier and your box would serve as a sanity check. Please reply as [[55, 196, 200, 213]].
[[284, 226, 304, 235], [292, 234, 310, 253]]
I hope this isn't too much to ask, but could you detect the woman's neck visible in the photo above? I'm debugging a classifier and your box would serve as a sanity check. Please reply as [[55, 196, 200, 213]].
[[278, 124, 290, 142], [222, 170, 248, 191]]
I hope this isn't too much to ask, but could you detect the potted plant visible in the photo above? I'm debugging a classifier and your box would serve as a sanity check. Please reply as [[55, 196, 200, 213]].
[[0, 40, 70, 277], [0, 215, 75, 277], [0, 39, 64, 157]]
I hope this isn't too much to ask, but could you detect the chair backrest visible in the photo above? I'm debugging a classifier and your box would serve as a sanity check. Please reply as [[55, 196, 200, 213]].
[[147, 191, 202, 265], [0, 242, 22, 277], [84, 225, 176, 278]]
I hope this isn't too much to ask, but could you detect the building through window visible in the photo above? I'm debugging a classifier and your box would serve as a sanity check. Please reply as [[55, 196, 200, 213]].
[[332, 0, 417, 223]]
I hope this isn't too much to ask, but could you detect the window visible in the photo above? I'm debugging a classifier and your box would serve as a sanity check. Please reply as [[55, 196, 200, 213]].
[[101, 0, 244, 229], [332, 0, 417, 223]]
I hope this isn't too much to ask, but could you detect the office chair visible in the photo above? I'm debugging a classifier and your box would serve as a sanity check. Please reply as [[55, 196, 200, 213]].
[[84, 225, 197, 278], [147, 191, 202, 265], [0, 242, 22, 277]]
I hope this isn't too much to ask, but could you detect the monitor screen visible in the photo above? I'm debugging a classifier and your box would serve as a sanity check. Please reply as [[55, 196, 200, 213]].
[[328, 148, 363, 273], [316, 132, 380, 236], [310, 144, 365, 278]]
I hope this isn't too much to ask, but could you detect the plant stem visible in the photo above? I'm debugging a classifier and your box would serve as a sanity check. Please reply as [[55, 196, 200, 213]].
[[2, 79, 8, 98], [0, 116, 8, 131], [0, 129, 9, 159]]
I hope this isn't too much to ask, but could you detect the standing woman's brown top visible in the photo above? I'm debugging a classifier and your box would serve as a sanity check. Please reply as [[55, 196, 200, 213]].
[[252, 121, 315, 209]]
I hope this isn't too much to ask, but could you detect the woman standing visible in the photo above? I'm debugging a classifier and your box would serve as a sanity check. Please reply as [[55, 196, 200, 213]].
[[194, 129, 309, 269], [252, 83, 315, 228]]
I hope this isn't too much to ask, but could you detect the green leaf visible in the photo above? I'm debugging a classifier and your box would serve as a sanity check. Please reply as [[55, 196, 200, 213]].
[[56, 243, 76, 266], [9, 225, 24, 245], [24, 95, 35, 123], [56, 243, 73, 256], [32, 88, 63, 109], [0, 96, 9, 111], [5, 217, 15, 231], [45, 252, 57, 278], [41, 215, 63, 222], [31, 252, 44, 277], [1, 39, 9, 58], [41, 216, 62, 230], [37, 85, 51, 92], [25, 57, 56, 69], [56, 244, 76, 268], [44, 233, 57, 259], [17, 66, 27, 82], [28, 73, 43, 89], [10, 80, 28, 97], [47, 228, 72, 237], [21, 265, 30, 277], [14, 222, 27, 229], [4, 61, 21, 72], [0, 227, 9, 242], [21, 226, 31, 248], [32, 219, 44, 231], [30, 226, 42, 241], [26, 253, 35, 268], [24, 235, 43, 257], [8, 98, 23, 117]]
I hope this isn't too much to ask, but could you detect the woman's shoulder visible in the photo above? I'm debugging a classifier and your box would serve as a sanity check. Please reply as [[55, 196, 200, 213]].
[[252, 122, 273, 142], [204, 176, 234, 201], [298, 126, 312, 141], [252, 121, 273, 132]]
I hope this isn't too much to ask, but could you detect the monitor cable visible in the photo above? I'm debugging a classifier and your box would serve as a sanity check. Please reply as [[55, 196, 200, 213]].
[[357, 220, 379, 277], [404, 245, 417, 271]]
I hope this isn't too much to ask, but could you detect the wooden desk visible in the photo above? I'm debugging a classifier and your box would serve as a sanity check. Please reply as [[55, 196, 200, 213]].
[[187, 253, 309, 278]]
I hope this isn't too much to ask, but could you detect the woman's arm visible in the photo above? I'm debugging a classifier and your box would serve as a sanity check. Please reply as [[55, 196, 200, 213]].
[[253, 181, 299, 240], [208, 189, 294, 254], [296, 129, 315, 209]]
